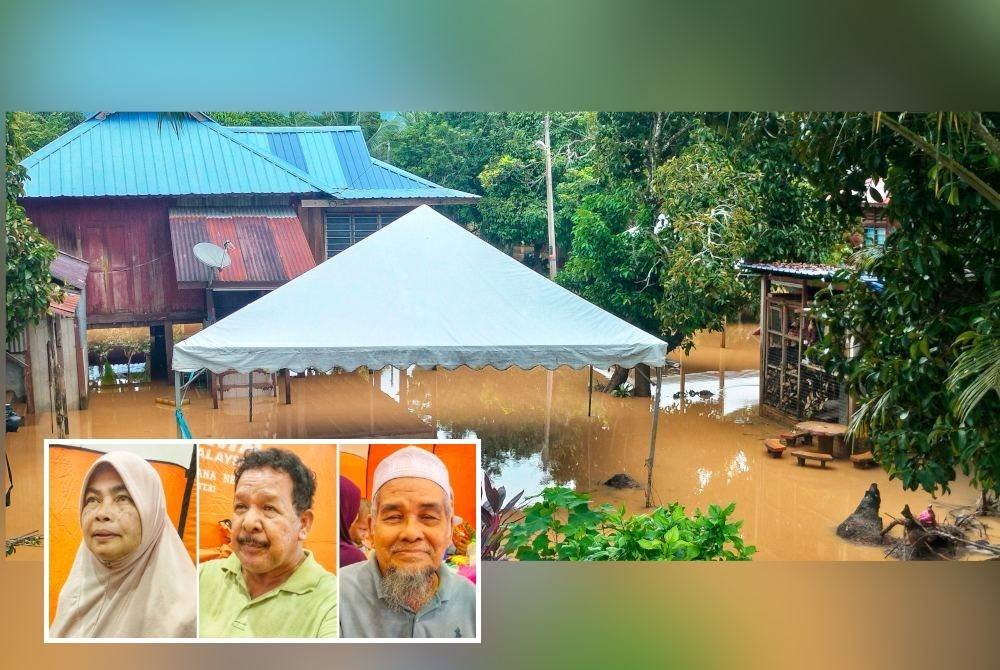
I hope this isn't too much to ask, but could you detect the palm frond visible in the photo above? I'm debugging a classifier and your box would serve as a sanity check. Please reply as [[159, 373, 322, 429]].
[[947, 332, 1000, 422]]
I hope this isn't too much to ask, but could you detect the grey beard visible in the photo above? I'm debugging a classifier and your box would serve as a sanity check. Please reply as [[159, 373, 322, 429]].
[[380, 565, 436, 612]]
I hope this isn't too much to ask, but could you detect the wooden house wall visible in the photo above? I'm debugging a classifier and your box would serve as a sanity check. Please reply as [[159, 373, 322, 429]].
[[297, 205, 328, 265], [862, 206, 897, 231], [23, 198, 205, 326]]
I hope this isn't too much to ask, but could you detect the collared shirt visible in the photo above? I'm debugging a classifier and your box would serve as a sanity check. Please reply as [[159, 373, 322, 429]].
[[198, 551, 337, 638], [339, 554, 476, 639]]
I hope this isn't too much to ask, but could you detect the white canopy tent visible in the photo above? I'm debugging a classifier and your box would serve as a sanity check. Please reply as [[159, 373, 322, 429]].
[[172, 205, 670, 504]]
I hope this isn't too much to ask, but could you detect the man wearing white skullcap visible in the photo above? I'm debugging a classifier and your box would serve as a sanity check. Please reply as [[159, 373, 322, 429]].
[[339, 446, 476, 638]]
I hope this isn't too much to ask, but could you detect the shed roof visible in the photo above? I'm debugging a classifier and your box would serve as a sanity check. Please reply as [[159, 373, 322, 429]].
[[741, 261, 884, 292], [49, 291, 80, 318], [168, 207, 316, 287], [740, 261, 843, 279], [50, 250, 90, 289]]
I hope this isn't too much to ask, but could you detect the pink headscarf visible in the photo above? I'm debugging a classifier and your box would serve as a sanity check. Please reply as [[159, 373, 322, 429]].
[[339, 475, 367, 568], [50, 451, 196, 638]]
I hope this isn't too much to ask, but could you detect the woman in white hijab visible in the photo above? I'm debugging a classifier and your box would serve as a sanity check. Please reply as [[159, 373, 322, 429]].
[[50, 451, 196, 638]]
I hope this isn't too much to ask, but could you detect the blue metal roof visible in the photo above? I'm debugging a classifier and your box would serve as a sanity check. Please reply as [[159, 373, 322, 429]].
[[228, 126, 479, 201], [21, 113, 331, 198]]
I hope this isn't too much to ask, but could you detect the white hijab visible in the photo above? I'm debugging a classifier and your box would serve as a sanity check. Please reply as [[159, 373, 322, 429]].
[[50, 451, 196, 638]]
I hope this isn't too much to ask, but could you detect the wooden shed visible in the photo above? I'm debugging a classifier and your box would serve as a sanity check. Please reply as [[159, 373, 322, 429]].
[[742, 262, 850, 424]]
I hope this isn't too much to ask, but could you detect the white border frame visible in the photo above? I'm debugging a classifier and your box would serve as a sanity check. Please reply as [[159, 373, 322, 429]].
[[335, 439, 482, 644], [43, 438, 482, 644]]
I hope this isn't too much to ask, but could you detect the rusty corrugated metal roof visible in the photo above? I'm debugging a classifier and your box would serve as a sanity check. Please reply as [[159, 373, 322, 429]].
[[50, 250, 90, 289], [49, 291, 80, 317], [740, 261, 843, 279], [169, 207, 316, 286]]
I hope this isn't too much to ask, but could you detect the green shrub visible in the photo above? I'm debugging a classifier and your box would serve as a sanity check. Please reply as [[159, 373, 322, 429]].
[[505, 486, 755, 561]]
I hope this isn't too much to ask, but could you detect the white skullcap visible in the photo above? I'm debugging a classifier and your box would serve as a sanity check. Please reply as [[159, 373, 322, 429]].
[[372, 446, 453, 501]]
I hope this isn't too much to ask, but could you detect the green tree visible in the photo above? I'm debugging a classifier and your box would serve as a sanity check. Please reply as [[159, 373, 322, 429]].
[[384, 112, 594, 256], [649, 127, 762, 351], [788, 112, 1000, 496], [210, 111, 383, 139], [6, 112, 59, 342], [558, 114, 698, 350], [561, 115, 846, 354], [8, 112, 84, 153]]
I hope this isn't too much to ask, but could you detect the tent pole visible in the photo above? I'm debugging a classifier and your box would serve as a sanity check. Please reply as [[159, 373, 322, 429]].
[[644, 366, 663, 508], [587, 365, 593, 417], [174, 371, 183, 438], [248, 370, 253, 423]]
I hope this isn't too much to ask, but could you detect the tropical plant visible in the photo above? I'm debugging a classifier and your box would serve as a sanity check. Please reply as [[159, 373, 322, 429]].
[[784, 112, 1000, 496], [610, 383, 634, 398], [504, 486, 755, 561], [480, 473, 525, 561], [5, 113, 60, 343], [946, 294, 999, 422]]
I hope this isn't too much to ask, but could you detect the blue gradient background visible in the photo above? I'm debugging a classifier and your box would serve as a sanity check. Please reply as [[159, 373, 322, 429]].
[[2, 1, 999, 667]]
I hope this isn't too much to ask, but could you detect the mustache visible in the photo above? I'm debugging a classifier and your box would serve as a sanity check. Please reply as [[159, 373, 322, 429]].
[[391, 543, 431, 554], [237, 534, 270, 549]]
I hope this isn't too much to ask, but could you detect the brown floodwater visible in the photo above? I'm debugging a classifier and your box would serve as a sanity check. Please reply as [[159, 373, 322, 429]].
[[6, 323, 994, 561]]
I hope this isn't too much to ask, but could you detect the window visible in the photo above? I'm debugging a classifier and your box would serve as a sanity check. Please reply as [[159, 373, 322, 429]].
[[863, 226, 887, 246], [324, 212, 403, 257]]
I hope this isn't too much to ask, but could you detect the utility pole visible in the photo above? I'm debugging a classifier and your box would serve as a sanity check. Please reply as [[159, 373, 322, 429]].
[[542, 113, 557, 279]]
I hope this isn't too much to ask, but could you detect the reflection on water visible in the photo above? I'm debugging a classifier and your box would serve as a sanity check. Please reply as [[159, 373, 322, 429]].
[[6, 323, 995, 561]]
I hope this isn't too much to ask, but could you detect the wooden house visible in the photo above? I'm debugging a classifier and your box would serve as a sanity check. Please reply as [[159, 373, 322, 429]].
[[18, 112, 478, 383]]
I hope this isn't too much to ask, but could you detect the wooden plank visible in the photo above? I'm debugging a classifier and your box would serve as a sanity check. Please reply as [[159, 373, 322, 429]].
[[163, 320, 174, 372], [796, 281, 805, 416], [74, 317, 88, 410]]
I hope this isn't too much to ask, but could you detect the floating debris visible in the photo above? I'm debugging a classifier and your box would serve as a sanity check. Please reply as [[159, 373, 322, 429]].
[[604, 473, 642, 489]]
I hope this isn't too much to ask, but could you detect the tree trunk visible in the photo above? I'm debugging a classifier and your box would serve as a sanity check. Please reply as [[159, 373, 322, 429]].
[[977, 491, 997, 515], [900, 504, 932, 553], [601, 365, 629, 393], [633, 363, 651, 397], [836, 483, 884, 544], [48, 316, 69, 438]]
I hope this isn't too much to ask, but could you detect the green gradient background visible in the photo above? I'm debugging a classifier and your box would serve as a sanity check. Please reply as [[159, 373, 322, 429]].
[[2, 1, 1000, 667], [1, 1, 999, 109]]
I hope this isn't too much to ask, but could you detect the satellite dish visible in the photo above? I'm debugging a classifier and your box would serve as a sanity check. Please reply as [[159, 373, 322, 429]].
[[193, 242, 232, 271]]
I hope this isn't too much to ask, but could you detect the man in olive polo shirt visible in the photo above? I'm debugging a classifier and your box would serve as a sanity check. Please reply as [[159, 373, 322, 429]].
[[199, 448, 337, 638], [339, 447, 476, 638]]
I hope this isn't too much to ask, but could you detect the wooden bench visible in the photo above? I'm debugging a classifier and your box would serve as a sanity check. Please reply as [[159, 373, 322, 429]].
[[850, 451, 876, 469], [764, 438, 786, 458], [791, 450, 833, 468], [779, 430, 809, 447]]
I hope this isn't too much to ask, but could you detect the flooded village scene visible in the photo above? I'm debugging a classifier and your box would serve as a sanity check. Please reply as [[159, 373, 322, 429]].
[[6, 111, 999, 563]]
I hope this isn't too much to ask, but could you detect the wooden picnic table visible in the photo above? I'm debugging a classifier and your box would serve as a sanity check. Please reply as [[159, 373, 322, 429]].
[[795, 421, 849, 458]]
